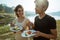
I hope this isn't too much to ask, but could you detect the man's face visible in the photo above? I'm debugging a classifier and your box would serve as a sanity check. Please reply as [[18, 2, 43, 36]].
[[34, 0, 48, 14], [34, 0, 43, 14], [35, 5, 43, 14]]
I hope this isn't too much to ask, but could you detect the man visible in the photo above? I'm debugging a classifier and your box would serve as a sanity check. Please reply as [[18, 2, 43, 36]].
[[33, 0, 57, 40]]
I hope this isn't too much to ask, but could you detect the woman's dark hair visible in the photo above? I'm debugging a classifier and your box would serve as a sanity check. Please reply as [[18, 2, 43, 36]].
[[14, 4, 23, 17], [14, 4, 23, 12]]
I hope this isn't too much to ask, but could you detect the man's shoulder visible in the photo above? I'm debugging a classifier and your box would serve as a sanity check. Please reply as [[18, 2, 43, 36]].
[[35, 16, 38, 20], [35, 16, 38, 18], [46, 14, 56, 21]]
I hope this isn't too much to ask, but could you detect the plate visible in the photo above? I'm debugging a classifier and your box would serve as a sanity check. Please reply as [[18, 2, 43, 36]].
[[10, 27, 20, 32], [21, 30, 36, 37]]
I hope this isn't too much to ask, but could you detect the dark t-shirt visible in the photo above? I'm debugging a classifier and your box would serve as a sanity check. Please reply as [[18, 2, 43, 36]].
[[33, 14, 56, 40]]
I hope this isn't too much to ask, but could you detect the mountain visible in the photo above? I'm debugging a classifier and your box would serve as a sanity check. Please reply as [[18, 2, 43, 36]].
[[47, 11, 60, 16], [25, 11, 35, 16], [25, 11, 60, 17], [25, 11, 60, 20]]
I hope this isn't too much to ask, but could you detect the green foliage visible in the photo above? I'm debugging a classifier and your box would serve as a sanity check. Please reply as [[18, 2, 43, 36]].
[[0, 25, 11, 34], [0, 13, 15, 26], [0, 4, 4, 11]]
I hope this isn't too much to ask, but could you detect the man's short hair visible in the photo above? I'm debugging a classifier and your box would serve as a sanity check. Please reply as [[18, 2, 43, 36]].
[[35, 0, 49, 11]]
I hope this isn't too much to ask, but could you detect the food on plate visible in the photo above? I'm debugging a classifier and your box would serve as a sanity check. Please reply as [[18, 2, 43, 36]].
[[25, 31, 32, 36], [21, 30, 36, 37], [27, 31, 32, 34], [25, 33, 28, 36], [13, 26, 20, 30]]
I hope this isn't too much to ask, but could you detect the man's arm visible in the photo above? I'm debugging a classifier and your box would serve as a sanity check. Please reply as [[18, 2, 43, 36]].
[[34, 29, 57, 40], [50, 29, 57, 40]]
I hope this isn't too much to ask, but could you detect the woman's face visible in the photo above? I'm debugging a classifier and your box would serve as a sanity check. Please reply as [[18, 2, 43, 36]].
[[16, 8, 23, 17]]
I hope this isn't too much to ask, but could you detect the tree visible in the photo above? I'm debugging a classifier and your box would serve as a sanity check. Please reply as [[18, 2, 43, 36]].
[[0, 4, 4, 13]]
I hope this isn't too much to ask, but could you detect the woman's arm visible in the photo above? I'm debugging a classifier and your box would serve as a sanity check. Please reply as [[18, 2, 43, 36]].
[[26, 20, 34, 30], [10, 22, 15, 27]]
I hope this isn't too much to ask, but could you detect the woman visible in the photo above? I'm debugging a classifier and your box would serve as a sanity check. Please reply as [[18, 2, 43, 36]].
[[10, 4, 33, 40]]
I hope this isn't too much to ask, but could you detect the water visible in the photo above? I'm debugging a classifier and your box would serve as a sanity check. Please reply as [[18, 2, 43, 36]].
[[25, 11, 60, 22], [27, 15, 36, 23], [26, 14, 60, 23]]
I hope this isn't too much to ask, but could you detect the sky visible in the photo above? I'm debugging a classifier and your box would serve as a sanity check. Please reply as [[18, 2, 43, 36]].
[[0, 0, 60, 13]]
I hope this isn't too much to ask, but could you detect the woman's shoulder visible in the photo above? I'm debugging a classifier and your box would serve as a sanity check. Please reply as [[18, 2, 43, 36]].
[[24, 17, 29, 21], [24, 17, 30, 23]]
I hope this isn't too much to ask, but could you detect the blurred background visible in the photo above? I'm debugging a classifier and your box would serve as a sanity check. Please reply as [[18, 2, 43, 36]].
[[0, 0, 60, 40]]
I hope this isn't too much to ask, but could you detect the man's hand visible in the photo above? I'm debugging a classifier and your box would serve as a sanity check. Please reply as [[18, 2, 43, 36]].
[[34, 31, 41, 37], [33, 29, 57, 39]]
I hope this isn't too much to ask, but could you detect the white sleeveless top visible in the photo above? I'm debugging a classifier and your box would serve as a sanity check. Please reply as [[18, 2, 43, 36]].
[[13, 18, 30, 40], [14, 18, 29, 30]]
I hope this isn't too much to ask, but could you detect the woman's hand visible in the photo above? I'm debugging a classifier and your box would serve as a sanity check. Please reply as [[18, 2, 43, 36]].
[[10, 22, 15, 27]]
